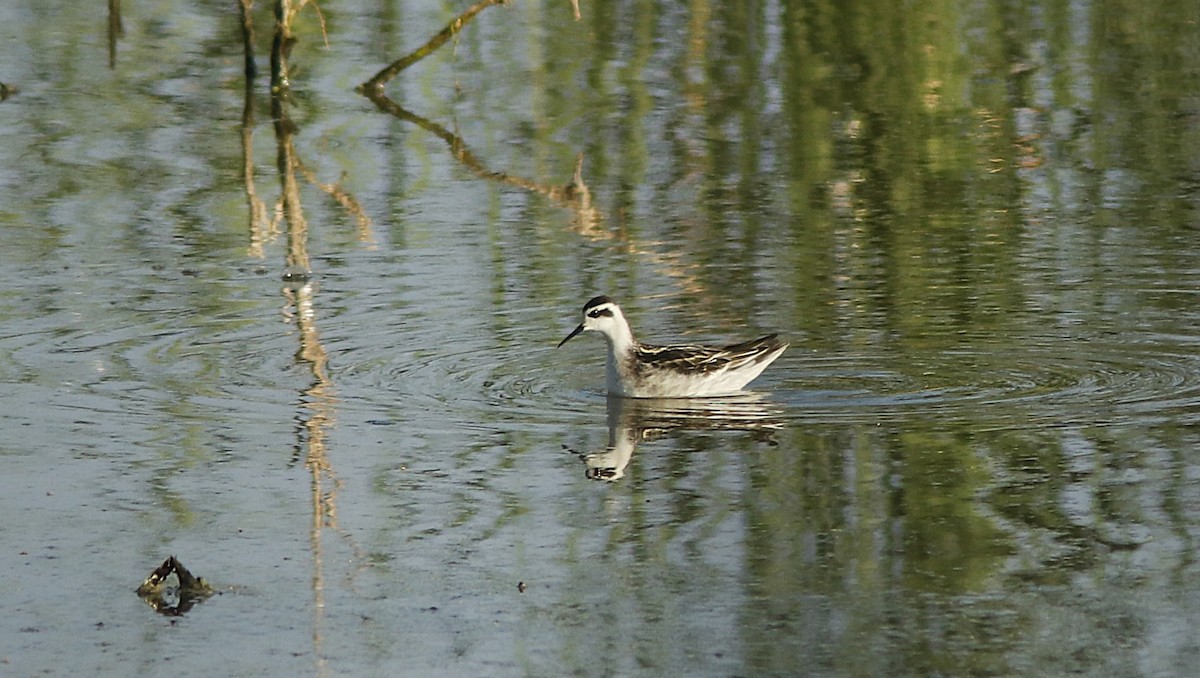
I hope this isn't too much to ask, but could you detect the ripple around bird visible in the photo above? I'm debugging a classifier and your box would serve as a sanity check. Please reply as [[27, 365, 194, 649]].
[[326, 316, 1200, 434], [773, 335, 1200, 429], [8, 270, 1195, 439]]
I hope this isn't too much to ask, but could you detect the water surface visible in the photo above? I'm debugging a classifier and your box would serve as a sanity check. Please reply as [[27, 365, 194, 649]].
[[1, 1, 1199, 675]]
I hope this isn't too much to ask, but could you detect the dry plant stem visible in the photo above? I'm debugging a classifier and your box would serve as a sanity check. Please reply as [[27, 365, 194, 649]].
[[273, 110, 309, 275], [238, 0, 257, 79], [364, 92, 541, 192], [361, 93, 704, 292], [296, 162, 374, 242], [108, 0, 123, 68], [271, 0, 297, 91], [360, 0, 509, 95], [242, 80, 276, 257], [269, 0, 307, 273], [363, 92, 601, 238]]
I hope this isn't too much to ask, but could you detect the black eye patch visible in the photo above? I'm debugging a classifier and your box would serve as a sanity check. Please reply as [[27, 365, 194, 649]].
[[587, 308, 614, 319]]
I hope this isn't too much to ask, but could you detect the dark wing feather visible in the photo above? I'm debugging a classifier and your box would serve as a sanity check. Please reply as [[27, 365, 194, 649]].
[[722, 333, 784, 356], [635, 334, 785, 374]]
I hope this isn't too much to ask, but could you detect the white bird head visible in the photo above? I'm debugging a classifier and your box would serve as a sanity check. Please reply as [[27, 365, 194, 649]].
[[557, 295, 632, 348]]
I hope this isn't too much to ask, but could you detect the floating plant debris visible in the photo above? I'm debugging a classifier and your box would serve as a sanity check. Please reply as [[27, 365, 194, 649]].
[[136, 556, 214, 615]]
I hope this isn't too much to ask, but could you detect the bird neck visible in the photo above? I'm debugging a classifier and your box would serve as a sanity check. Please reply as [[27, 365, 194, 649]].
[[601, 318, 637, 358]]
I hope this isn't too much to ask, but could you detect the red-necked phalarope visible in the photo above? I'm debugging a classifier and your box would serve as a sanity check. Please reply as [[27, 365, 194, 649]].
[[557, 295, 788, 398]]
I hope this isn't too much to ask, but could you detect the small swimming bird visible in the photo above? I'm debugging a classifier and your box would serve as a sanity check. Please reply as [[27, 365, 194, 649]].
[[557, 295, 788, 398]]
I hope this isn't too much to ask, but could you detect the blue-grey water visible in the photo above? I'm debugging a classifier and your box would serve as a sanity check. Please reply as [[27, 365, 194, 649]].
[[1, 1, 1199, 675]]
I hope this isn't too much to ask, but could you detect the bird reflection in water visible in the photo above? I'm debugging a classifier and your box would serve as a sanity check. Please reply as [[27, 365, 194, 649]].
[[580, 394, 783, 481]]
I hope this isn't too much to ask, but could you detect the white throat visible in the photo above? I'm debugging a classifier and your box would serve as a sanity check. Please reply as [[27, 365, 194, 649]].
[[597, 310, 638, 396], [599, 310, 636, 356]]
